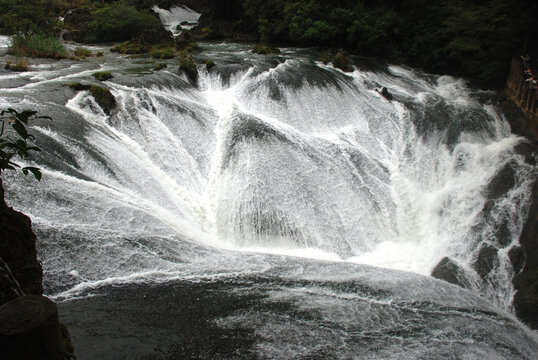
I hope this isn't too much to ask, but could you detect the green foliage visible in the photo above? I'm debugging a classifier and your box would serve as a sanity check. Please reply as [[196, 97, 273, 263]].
[[240, 0, 536, 84], [204, 59, 216, 70], [92, 71, 113, 81], [150, 47, 175, 59], [74, 47, 93, 57], [253, 44, 280, 55], [0, 0, 57, 35], [154, 63, 167, 71], [6, 59, 30, 72], [88, 86, 116, 115], [332, 50, 353, 72], [87, 3, 162, 42], [111, 40, 149, 54], [0, 108, 47, 180], [8, 33, 67, 59], [178, 50, 198, 83]]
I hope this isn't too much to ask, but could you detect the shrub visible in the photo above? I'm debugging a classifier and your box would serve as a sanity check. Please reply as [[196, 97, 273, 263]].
[[111, 40, 149, 54], [8, 33, 67, 59], [92, 71, 113, 81], [7, 59, 30, 72], [253, 44, 280, 55], [74, 47, 93, 57], [332, 50, 353, 72], [150, 47, 175, 59], [204, 59, 215, 70], [178, 50, 197, 83]]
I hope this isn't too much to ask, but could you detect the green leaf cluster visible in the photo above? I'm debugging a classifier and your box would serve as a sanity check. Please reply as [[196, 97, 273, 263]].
[[0, 109, 47, 180]]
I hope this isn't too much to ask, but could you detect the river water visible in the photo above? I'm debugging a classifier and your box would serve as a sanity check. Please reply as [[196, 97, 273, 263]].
[[1, 38, 537, 358]]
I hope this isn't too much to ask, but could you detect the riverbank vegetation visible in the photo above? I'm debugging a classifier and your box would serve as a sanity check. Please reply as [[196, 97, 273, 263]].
[[8, 33, 67, 59], [1, 0, 537, 83]]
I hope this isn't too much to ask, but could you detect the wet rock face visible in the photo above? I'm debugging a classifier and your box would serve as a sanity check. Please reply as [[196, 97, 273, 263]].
[[0, 177, 43, 305], [486, 161, 516, 200], [473, 244, 498, 279], [513, 180, 538, 329], [431, 257, 469, 288]]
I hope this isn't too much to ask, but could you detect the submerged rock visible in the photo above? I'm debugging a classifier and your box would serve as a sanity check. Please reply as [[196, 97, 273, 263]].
[[431, 257, 469, 288]]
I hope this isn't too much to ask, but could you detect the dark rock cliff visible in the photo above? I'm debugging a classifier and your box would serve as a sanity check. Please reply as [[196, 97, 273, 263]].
[[513, 179, 538, 329], [0, 176, 43, 305]]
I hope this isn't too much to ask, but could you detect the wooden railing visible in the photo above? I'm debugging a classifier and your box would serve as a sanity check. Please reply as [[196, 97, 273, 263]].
[[507, 57, 538, 119]]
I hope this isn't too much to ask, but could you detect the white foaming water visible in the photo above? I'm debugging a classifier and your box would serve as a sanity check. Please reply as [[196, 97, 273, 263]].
[[0, 35, 11, 48], [152, 5, 201, 36], [1, 46, 535, 317]]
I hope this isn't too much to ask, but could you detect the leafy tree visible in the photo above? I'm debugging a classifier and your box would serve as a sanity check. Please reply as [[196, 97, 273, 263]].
[[87, 2, 162, 42], [0, 109, 47, 180]]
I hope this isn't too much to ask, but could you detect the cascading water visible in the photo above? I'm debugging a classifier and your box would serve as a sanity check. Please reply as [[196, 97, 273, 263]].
[[1, 42, 537, 358], [152, 5, 201, 36]]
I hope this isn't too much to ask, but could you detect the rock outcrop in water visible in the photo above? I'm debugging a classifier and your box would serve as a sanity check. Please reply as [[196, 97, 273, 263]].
[[0, 177, 74, 358], [431, 257, 470, 288], [0, 177, 43, 304], [513, 180, 538, 329]]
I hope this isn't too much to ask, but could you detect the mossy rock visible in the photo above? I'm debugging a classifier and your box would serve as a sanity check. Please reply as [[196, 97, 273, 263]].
[[66, 83, 91, 91], [150, 48, 175, 60], [318, 51, 332, 64], [332, 50, 353, 72], [66, 83, 116, 114], [178, 51, 198, 84], [154, 63, 167, 71], [92, 72, 113, 82], [74, 47, 93, 57], [204, 59, 216, 70], [253, 45, 281, 55], [111, 41, 149, 55], [89, 86, 116, 115]]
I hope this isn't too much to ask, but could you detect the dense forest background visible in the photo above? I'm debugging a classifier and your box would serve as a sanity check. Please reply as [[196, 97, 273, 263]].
[[1, 0, 537, 85]]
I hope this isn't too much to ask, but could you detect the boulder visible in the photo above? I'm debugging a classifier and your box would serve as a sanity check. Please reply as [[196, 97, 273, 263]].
[[508, 245, 525, 274], [486, 162, 516, 200], [431, 257, 469, 288], [0, 177, 43, 305], [473, 243, 498, 279], [89, 86, 116, 115]]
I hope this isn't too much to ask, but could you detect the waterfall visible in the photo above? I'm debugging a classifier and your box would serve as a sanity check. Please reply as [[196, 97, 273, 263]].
[[152, 5, 201, 37], [1, 44, 538, 358]]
